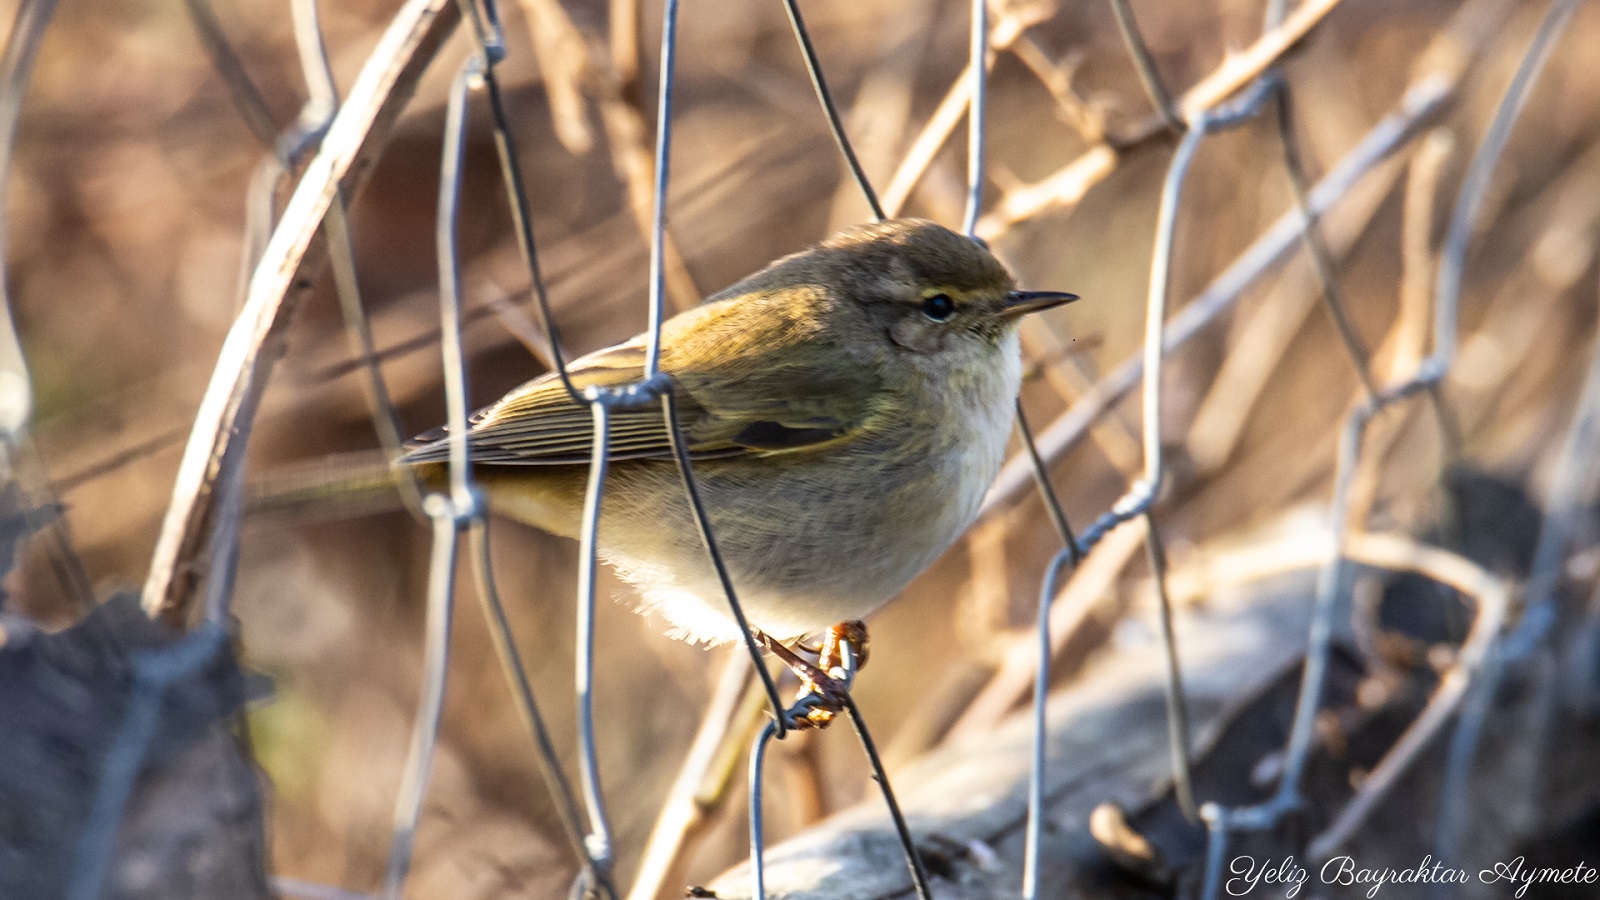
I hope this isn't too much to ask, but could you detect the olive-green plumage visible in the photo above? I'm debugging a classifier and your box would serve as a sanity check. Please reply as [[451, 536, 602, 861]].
[[402, 219, 1076, 644]]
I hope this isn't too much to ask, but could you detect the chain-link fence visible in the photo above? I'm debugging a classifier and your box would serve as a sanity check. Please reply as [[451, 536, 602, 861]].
[[3, 0, 1599, 898]]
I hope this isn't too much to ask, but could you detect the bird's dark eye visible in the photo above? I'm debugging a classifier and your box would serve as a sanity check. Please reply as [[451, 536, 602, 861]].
[[922, 293, 956, 322]]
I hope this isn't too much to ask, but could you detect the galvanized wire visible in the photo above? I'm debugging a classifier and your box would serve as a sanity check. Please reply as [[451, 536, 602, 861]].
[[289, 0, 337, 144], [189, 0, 346, 632], [21, 0, 462, 893], [323, 192, 428, 519], [746, 720, 779, 900], [1431, 0, 1584, 867], [961, 0, 986, 238], [289, 0, 417, 519], [0, 0, 101, 617], [745, 633, 934, 900], [1021, 546, 1073, 900], [28, 7, 1350, 890], [1141, 514, 1197, 821], [382, 492, 462, 898], [1022, 71, 1285, 883], [739, 0, 1004, 892], [0, 0, 52, 440], [430, 6, 628, 895], [1014, 0, 1407, 873], [452, 0, 804, 892], [468, 2, 578, 393], [1431, 1, 1577, 381], [467, 518, 593, 871], [1015, 398, 1080, 559], [182, 0, 281, 156], [140, 0, 438, 615], [179, 0, 612, 894], [841, 694, 933, 898], [574, 399, 616, 877], [435, 1, 1422, 894], [779, 0, 885, 222], [51, 0, 422, 893], [60, 0, 353, 888], [273, 876, 377, 900], [432, 0, 791, 894], [631, 0, 791, 759], [26, 0, 1594, 897], [642, 0, 681, 381], [1193, 3, 1578, 893], [1272, 84, 1381, 401], [1107, 0, 1182, 132], [998, 12, 1448, 873], [381, 55, 479, 898], [661, 390, 788, 743], [979, 73, 1452, 521], [1023, 94, 1218, 898]]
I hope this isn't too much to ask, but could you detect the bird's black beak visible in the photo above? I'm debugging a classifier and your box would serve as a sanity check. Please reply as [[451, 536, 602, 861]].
[[1001, 290, 1079, 319]]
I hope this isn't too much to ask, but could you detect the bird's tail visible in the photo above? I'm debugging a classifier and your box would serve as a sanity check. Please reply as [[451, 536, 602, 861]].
[[246, 451, 426, 523]]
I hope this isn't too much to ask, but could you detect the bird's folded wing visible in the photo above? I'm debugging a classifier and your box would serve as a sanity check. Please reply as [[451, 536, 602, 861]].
[[401, 339, 885, 465]]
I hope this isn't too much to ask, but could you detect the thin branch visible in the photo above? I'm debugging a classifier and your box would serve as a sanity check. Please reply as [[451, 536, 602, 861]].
[[141, 0, 462, 623], [977, 0, 1348, 236], [977, 74, 1453, 523], [1307, 534, 1511, 857], [627, 653, 752, 900]]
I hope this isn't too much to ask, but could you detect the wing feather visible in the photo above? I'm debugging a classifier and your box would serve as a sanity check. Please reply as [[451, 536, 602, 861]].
[[401, 326, 884, 466]]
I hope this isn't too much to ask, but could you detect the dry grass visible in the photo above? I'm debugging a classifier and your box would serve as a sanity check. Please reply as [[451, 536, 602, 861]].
[[6, 0, 1600, 896]]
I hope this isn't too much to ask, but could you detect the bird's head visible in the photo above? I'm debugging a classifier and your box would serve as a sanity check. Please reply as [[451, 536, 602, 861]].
[[736, 218, 1077, 359]]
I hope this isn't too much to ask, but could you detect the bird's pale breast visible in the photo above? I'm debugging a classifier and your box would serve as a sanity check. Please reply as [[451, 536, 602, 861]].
[[591, 333, 1023, 644]]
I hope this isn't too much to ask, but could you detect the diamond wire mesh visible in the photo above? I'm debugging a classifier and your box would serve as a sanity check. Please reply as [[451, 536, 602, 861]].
[[1, 0, 1597, 897]]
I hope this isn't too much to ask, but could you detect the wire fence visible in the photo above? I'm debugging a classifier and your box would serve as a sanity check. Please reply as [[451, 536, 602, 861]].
[[2, 0, 1598, 898]]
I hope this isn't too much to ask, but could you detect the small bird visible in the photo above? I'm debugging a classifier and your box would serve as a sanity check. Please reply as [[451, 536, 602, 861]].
[[400, 218, 1076, 648]]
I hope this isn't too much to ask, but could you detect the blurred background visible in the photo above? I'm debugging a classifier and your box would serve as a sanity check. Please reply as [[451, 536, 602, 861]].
[[5, 0, 1600, 896]]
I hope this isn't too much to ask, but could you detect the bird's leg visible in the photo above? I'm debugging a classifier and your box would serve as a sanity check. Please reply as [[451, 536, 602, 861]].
[[753, 622, 871, 730], [752, 631, 840, 729], [753, 630, 831, 685]]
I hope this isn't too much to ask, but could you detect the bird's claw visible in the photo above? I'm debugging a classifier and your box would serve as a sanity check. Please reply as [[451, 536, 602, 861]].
[[783, 690, 844, 730], [759, 620, 870, 731]]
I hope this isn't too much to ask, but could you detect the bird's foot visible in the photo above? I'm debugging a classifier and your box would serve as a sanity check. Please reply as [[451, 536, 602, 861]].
[[818, 620, 870, 677], [756, 621, 869, 730]]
